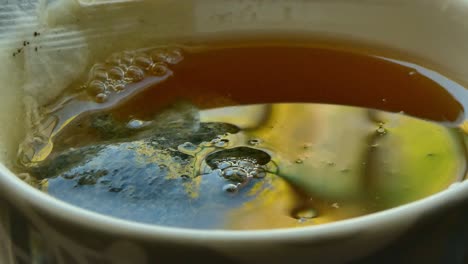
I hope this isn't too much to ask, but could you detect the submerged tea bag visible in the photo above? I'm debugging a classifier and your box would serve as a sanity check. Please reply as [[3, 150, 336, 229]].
[[2, 0, 196, 167]]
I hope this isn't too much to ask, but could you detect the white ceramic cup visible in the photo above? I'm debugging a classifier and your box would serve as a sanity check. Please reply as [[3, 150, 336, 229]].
[[0, 1, 466, 263]]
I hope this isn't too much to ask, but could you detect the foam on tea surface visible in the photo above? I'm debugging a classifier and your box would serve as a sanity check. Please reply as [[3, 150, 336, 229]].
[[14, 41, 467, 230]]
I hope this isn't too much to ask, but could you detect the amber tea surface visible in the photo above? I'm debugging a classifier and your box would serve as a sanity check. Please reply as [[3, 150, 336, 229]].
[[16, 39, 467, 230]]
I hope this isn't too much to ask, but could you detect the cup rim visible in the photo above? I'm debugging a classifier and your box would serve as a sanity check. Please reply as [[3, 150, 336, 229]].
[[1, 163, 467, 243]]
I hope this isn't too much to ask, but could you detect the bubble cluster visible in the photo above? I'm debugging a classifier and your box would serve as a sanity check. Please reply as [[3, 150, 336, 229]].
[[215, 158, 268, 183], [204, 147, 272, 192], [83, 47, 182, 103]]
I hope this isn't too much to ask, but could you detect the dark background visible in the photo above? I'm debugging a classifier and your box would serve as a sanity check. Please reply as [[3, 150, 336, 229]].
[[355, 198, 468, 264], [2, 196, 467, 264]]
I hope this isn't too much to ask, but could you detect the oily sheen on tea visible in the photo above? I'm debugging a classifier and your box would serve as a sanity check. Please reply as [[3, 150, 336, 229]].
[[15, 40, 467, 230]]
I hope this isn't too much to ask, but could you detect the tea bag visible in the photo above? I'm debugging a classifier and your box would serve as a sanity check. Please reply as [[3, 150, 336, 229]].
[[1, 0, 198, 165]]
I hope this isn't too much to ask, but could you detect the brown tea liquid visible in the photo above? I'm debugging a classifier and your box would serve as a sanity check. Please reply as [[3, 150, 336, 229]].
[[116, 44, 464, 123], [17, 39, 467, 230]]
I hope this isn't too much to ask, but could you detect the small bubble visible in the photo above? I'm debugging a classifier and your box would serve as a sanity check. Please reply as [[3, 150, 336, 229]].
[[427, 153, 436, 157], [180, 174, 190, 180], [371, 143, 379, 148], [218, 161, 232, 170], [331, 203, 340, 209], [113, 84, 126, 92], [295, 159, 303, 164], [236, 169, 247, 177], [151, 48, 183, 65], [87, 80, 106, 95], [327, 161, 335, 167], [134, 55, 153, 68], [109, 187, 123, 193], [238, 160, 252, 168], [95, 93, 108, 103], [376, 127, 386, 134], [303, 143, 312, 149], [340, 168, 350, 173], [223, 183, 239, 193], [210, 169, 222, 177], [100, 180, 111, 185], [126, 66, 145, 82], [32, 136, 44, 144], [409, 71, 416, 76], [382, 98, 387, 103], [90, 64, 109, 80], [127, 119, 149, 130], [222, 168, 248, 182], [108, 66, 125, 80], [90, 63, 106, 71], [150, 63, 168, 77], [376, 123, 387, 135], [248, 139, 262, 146], [120, 51, 134, 66], [18, 173, 29, 180], [215, 139, 229, 148], [292, 208, 317, 220], [151, 49, 168, 62], [94, 72, 109, 81], [167, 48, 184, 64], [209, 138, 219, 145], [224, 168, 235, 177], [179, 142, 198, 152], [253, 169, 266, 178]]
